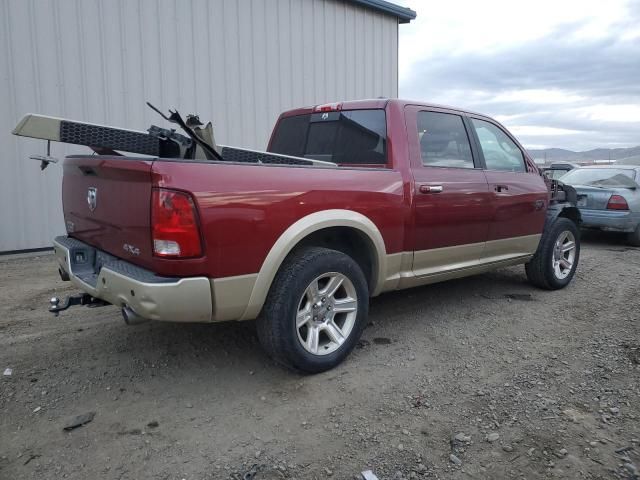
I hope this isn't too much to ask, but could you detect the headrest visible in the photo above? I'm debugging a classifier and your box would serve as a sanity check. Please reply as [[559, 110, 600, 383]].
[[421, 132, 451, 154]]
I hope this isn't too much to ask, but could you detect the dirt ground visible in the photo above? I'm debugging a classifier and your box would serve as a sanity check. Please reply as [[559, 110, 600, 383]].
[[1, 231, 639, 480]]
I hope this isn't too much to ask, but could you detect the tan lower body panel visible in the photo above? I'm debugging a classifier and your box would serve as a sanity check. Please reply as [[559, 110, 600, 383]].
[[210, 274, 258, 322], [396, 254, 534, 290], [482, 234, 541, 263], [54, 239, 212, 323], [412, 242, 485, 277], [379, 234, 541, 294], [95, 269, 213, 322], [56, 233, 541, 324]]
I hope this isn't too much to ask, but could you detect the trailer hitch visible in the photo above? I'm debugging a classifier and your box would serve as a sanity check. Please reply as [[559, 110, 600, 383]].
[[49, 293, 109, 316]]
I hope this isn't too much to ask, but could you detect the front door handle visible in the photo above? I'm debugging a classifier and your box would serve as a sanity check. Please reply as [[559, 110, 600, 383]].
[[419, 184, 444, 194], [494, 184, 509, 193]]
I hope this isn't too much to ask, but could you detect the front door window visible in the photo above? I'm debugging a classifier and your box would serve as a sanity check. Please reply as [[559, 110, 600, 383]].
[[471, 119, 525, 172]]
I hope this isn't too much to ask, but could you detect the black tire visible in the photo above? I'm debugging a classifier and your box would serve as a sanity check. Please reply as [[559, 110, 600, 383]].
[[257, 247, 369, 373], [525, 217, 580, 290], [627, 224, 640, 247]]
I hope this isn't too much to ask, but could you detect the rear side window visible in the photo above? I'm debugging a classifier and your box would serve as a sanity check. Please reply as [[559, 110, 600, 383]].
[[270, 114, 308, 156], [471, 119, 526, 172], [417, 111, 474, 168], [270, 109, 387, 165], [561, 168, 637, 187]]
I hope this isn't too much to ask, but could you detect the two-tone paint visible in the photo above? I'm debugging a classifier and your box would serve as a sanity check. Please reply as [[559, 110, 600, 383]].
[[60, 99, 551, 323]]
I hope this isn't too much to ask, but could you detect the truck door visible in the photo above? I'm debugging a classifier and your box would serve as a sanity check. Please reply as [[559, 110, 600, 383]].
[[405, 106, 492, 277], [466, 116, 547, 260]]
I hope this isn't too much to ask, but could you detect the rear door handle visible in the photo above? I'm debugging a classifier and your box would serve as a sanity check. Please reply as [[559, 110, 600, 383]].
[[494, 184, 509, 192], [419, 184, 444, 194]]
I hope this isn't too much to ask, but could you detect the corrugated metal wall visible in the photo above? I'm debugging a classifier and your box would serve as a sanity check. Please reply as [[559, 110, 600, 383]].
[[0, 0, 399, 251]]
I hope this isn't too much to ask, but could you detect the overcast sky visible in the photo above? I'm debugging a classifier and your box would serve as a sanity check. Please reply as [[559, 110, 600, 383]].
[[395, 0, 640, 151]]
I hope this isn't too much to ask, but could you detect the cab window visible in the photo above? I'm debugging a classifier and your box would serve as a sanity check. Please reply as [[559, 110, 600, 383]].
[[270, 109, 387, 165], [417, 111, 474, 169], [471, 119, 526, 172]]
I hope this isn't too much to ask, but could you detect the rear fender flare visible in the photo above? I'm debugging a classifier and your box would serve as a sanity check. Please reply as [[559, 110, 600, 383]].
[[239, 209, 387, 320]]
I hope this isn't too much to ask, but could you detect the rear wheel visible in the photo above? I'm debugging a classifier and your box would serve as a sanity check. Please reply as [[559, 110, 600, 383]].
[[257, 247, 369, 373], [627, 224, 640, 247], [525, 217, 580, 289]]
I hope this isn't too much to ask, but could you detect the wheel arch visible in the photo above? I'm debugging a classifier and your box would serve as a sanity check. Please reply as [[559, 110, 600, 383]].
[[558, 205, 582, 226], [532, 204, 582, 258], [544, 203, 582, 236], [239, 209, 387, 320]]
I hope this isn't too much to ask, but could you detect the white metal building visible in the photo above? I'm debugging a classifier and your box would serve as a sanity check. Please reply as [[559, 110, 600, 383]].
[[0, 0, 415, 252]]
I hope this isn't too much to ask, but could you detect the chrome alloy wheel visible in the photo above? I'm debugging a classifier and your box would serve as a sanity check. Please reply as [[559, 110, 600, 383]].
[[296, 272, 358, 356], [552, 230, 576, 280]]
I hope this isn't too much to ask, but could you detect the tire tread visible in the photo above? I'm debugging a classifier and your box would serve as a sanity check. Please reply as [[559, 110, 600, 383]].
[[257, 247, 368, 373], [525, 217, 580, 290]]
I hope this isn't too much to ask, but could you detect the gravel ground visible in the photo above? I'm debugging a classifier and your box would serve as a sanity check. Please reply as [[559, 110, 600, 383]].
[[1, 231, 639, 480]]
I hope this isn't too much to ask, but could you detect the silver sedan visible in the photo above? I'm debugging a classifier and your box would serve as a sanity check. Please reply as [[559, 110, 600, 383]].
[[560, 165, 640, 246]]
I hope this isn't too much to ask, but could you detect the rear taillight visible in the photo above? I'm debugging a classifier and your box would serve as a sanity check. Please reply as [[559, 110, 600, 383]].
[[151, 188, 202, 258], [606, 194, 629, 210]]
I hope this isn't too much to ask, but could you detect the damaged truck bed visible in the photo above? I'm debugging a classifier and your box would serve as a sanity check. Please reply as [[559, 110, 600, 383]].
[[13, 104, 332, 169]]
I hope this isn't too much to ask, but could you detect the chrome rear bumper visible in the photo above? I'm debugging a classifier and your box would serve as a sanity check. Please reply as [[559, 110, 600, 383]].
[[53, 236, 212, 322]]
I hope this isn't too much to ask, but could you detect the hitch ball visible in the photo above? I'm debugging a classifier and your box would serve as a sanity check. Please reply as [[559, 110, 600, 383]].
[[50, 297, 60, 308]]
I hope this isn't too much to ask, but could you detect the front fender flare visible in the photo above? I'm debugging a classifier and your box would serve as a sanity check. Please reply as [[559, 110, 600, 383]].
[[535, 203, 582, 257]]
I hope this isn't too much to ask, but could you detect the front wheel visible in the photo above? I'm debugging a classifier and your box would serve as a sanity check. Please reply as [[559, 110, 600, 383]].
[[257, 247, 369, 373], [525, 217, 580, 290]]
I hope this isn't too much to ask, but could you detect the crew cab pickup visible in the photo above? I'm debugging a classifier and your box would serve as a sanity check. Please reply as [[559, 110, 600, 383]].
[[14, 99, 581, 372]]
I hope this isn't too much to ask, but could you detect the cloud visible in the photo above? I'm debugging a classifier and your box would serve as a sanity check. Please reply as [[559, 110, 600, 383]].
[[396, 0, 640, 150]]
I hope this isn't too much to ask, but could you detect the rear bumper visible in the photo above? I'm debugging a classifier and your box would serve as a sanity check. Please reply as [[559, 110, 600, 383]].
[[579, 209, 640, 232], [53, 236, 213, 322]]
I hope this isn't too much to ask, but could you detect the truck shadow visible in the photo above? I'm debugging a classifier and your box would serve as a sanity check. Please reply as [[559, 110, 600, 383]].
[[108, 264, 533, 377], [47, 230, 628, 382], [7, 254, 571, 406], [21, 265, 525, 416]]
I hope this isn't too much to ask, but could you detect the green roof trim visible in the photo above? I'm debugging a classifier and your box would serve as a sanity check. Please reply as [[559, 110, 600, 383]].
[[346, 0, 416, 23]]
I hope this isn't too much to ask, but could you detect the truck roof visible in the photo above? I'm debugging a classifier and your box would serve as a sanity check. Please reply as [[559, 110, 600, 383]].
[[279, 98, 491, 120]]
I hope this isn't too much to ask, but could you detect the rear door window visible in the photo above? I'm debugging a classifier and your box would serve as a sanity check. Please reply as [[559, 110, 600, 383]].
[[417, 111, 474, 168], [561, 168, 637, 187], [270, 109, 387, 165]]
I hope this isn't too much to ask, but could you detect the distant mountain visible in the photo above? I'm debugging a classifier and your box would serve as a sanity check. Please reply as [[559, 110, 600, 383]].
[[528, 146, 640, 164]]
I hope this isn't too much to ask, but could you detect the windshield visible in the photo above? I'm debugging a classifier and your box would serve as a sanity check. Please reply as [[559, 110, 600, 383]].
[[561, 168, 637, 188], [269, 109, 387, 165], [545, 169, 571, 180]]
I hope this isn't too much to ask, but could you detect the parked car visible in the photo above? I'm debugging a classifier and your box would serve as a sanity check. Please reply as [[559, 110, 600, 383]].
[[542, 162, 580, 180], [560, 165, 640, 245], [13, 99, 582, 372]]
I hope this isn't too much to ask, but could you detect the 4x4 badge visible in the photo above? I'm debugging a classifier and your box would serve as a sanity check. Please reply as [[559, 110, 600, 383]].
[[87, 187, 98, 212]]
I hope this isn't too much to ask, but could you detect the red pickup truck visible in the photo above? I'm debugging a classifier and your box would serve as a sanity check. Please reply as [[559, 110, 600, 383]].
[[15, 99, 581, 372]]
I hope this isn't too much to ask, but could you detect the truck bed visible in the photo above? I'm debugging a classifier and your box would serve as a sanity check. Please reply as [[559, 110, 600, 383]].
[[62, 155, 406, 279]]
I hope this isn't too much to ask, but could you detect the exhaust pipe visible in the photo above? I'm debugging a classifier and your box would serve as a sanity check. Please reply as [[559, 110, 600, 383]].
[[122, 306, 149, 325]]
